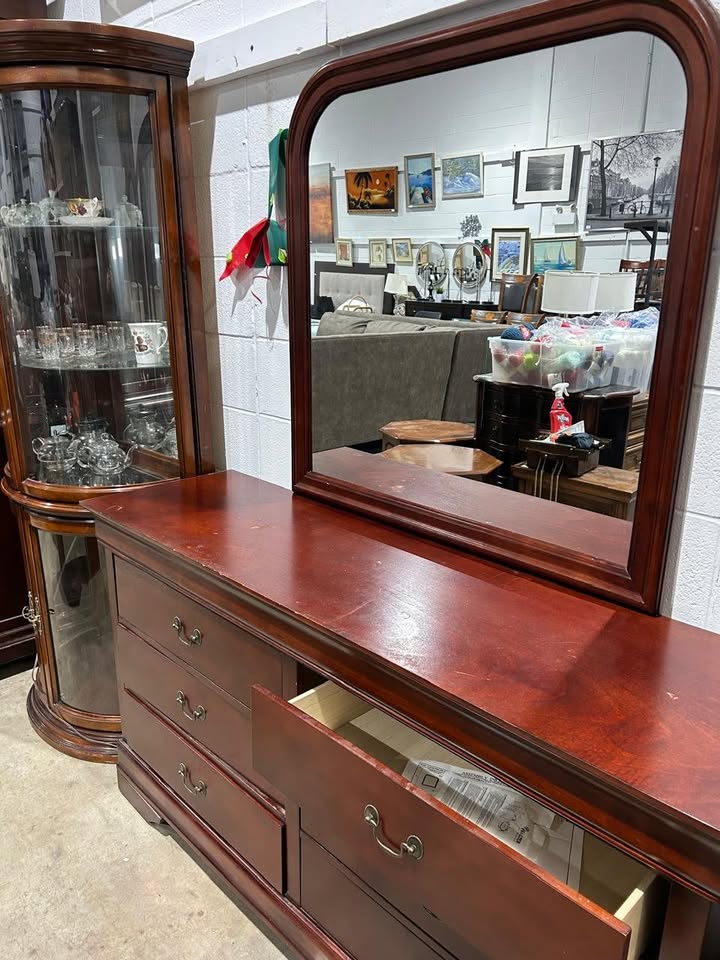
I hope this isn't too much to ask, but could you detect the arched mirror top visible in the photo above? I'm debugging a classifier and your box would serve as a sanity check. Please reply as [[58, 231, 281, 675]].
[[289, 0, 720, 612]]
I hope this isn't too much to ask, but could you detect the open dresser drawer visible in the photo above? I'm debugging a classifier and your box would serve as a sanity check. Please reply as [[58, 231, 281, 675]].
[[253, 681, 666, 960]]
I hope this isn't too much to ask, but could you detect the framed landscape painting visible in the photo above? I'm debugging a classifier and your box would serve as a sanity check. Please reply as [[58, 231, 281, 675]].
[[531, 236, 580, 275], [441, 153, 483, 199], [309, 163, 334, 244], [392, 238, 413, 263], [405, 153, 435, 208], [345, 167, 398, 213], [586, 130, 683, 230], [514, 145, 580, 204], [490, 227, 530, 280]]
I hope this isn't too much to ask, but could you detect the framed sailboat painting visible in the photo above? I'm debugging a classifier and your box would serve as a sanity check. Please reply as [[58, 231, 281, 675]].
[[530, 236, 580, 275]]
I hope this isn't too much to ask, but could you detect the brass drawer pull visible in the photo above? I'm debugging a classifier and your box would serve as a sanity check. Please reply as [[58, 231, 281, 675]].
[[176, 690, 206, 721], [172, 616, 202, 647], [177, 762, 207, 797], [363, 804, 424, 861]]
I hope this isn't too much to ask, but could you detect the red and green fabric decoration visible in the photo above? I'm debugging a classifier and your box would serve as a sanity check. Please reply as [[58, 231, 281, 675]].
[[220, 128, 288, 281]]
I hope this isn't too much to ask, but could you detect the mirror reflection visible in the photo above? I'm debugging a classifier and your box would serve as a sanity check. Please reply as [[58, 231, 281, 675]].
[[308, 32, 686, 552]]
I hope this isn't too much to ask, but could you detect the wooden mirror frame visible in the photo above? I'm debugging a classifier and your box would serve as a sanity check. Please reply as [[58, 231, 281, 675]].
[[288, 0, 720, 614]]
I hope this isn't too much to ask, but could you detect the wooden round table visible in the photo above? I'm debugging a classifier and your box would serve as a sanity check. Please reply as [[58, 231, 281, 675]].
[[380, 419, 475, 450], [381, 443, 502, 480]]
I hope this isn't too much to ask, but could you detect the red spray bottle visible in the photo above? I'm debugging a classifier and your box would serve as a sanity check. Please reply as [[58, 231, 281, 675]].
[[549, 382, 573, 438]]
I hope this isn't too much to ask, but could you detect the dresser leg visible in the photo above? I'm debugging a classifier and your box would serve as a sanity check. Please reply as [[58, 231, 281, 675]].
[[118, 766, 166, 826], [659, 883, 713, 960]]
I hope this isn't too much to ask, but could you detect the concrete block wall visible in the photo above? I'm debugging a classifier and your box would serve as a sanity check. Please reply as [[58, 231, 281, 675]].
[[49, 0, 720, 631]]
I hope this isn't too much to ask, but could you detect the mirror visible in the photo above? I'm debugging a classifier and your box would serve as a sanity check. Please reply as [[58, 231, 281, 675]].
[[416, 242, 448, 300], [453, 242, 488, 298], [294, 0, 720, 612]]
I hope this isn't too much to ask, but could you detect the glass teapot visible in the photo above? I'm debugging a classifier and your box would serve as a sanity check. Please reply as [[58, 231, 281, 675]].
[[124, 404, 166, 449], [32, 433, 78, 472], [76, 435, 136, 475]]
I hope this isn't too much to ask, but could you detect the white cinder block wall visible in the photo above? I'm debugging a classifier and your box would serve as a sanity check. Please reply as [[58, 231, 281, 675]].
[[49, 0, 720, 631]]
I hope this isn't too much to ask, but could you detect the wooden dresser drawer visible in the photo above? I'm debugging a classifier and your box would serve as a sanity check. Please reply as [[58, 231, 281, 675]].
[[116, 625, 278, 799], [123, 689, 283, 891], [301, 833, 445, 960], [115, 557, 284, 707], [253, 682, 665, 960]]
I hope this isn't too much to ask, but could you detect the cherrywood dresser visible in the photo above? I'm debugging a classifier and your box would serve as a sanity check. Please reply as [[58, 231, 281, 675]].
[[88, 471, 720, 960]]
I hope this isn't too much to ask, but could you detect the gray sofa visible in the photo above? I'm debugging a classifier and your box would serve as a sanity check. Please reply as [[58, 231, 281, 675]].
[[311, 311, 505, 452]]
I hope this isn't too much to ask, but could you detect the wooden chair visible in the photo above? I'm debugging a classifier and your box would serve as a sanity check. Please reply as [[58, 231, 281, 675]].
[[619, 259, 666, 303], [497, 273, 543, 313]]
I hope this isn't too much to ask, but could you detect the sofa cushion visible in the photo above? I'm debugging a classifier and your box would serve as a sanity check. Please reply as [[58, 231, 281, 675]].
[[317, 311, 373, 335], [365, 318, 428, 334]]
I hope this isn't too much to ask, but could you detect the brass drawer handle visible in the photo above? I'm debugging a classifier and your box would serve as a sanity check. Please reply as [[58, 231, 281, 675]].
[[364, 804, 424, 861], [177, 762, 207, 797], [171, 616, 202, 647], [176, 690, 206, 721]]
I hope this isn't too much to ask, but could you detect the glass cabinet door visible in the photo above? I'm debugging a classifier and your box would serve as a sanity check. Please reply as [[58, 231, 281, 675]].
[[0, 86, 180, 489]]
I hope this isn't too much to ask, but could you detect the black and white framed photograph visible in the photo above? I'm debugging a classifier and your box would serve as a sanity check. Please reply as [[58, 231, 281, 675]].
[[369, 238, 388, 267], [586, 130, 683, 230], [514, 145, 581, 204]]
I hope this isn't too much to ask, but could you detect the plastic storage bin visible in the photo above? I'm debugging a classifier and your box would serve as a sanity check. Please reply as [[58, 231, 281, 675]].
[[606, 329, 657, 392], [488, 337, 615, 392]]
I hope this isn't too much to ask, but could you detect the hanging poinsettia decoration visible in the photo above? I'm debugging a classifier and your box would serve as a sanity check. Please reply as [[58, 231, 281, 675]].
[[220, 128, 288, 281]]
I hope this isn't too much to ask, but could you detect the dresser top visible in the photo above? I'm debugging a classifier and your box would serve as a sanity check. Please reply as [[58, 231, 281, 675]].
[[88, 470, 720, 895]]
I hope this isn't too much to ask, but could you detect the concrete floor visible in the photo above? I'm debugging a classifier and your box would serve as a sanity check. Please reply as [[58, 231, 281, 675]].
[[0, 662, 288, 960]]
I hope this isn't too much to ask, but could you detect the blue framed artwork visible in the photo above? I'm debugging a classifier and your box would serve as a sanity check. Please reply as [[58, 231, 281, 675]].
[[405, 153, 436, 208], [441, 153, 484, 199]]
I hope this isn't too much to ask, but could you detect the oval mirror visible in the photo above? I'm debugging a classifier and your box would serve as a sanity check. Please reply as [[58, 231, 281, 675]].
[[415, 242, 447, 299], [453, 242, 488, 298]]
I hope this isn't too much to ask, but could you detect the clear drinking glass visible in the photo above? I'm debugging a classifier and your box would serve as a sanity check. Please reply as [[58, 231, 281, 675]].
[[37, 326, 60, 361], [93, 324, 109, 357], [107, 322, 126, 356], [58, 328, 75, 360], [77, 328, 97, 361], [72, 322, 88, 352], [15, 329, 36, 358]]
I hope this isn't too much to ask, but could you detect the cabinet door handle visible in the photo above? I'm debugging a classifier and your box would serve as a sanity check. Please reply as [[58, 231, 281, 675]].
[[176, 690, 206, 721], [177, 762, 207, 797], [171, 616, 202, 647], [363, 804, 423, 861]]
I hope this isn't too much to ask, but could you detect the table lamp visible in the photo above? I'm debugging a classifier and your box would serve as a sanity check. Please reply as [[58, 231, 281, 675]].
[[384, 273, 409, 315], [594, 271, 637, 313], [541, 270, 599, 316]]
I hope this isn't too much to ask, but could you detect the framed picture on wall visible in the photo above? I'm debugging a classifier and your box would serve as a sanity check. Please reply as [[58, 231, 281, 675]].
[[441, 153, 484, 199], [369, 238, 388, 267], [404, 153, 436, 208], [530, 236, 580, 274], [490, 227, 530, 280], [309, 163, 335, 244], [586, 130, 683, 230], [392, 238, 413, 263], [335, 238, 353, 266], [514, 145, 581, 204], [345, 167, 398, 213]]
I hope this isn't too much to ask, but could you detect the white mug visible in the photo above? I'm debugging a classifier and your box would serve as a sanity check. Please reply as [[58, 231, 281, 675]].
[[128, 321, 169, 366]]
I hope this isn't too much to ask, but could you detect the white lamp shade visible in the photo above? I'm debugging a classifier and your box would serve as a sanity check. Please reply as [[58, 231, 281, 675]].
[[541, 271, 599, 315], [384, 273, 408, 295], [594, 272, 637, 312]]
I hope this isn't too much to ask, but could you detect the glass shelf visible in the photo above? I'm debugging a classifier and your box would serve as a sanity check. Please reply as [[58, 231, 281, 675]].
[[30, 463, 168, 488], [19, 355, 171, 372]]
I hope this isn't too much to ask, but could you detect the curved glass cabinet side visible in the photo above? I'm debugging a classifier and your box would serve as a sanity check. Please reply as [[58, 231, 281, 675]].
[[0, 87, 180, 490]]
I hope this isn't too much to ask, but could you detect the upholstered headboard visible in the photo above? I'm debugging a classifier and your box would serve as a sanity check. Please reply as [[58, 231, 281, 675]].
[[314, 261, 396, 315]]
